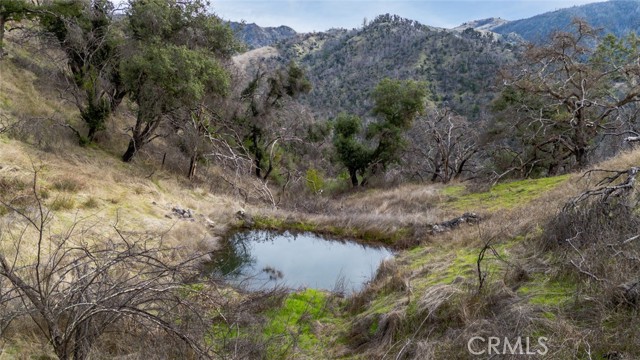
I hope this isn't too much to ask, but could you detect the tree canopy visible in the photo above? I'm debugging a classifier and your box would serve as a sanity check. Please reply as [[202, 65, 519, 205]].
[[333, 78, 428, 186], [0, 0, 35, 58], [120, 0, 236, 162]]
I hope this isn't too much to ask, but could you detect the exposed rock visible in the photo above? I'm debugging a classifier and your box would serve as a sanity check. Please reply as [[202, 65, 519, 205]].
[[452, 17, 510, 32], [171, 206, 193, 219], [229, 22, 297, 49], [236, 209, 255, 227]]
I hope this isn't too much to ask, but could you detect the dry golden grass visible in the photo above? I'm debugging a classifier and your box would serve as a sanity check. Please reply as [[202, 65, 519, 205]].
[[0, 136, 242, 258]]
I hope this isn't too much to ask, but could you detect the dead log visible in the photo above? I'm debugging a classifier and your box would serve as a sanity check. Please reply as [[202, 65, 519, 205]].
[[431, 212, 480, 234]]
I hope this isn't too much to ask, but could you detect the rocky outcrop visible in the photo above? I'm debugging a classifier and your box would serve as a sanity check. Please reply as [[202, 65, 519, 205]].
[[229, 22, 297, 49]]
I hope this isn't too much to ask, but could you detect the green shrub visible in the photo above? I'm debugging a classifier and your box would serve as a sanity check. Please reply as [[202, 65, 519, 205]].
[[305, 168, 325, 194]]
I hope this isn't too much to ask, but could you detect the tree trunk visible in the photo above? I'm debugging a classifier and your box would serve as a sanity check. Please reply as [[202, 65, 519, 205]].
[[86, 126, 97, 144], [122, 138, 139, 162], [262, 157, 273, 181], [188, 152, 197, 180], [454, 155, 471, 180], [254, 156, 262, 178], [574, 128, 588, 169], [431, 161, 441, 182], [0, 15, 6, 59], [251, 128, 262, 178], [52, 333, 69, 360], [573, 112, 589, 169], [575, 147, 587, 169], [122, 113, 161, 162], [350, 169, 358, 187], [73, 321, 91, 360]]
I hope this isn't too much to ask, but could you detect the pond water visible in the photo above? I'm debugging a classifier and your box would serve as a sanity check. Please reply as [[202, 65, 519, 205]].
[[206, 230, 393, 292]]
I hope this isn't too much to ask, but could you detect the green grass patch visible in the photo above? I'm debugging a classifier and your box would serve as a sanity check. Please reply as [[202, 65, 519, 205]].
[[518, 274, 576, 306], [264, 288, 327, 337], [252, 215, 283, 229], [263, 289, 334, 357], [423, 249, 477, 286], [178, 283, 205, 298], [441, 184, 465, 197], [542, 311, 556, 320], [207, 289, 340, 358], [410, 243, 515, 290], [253, 215, 317, 233], [362, 293, 397, 316], [445, 175, 570, 211]]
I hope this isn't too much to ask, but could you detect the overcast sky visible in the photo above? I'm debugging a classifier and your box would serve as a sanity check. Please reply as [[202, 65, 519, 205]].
[[211, 0, 601, 32]]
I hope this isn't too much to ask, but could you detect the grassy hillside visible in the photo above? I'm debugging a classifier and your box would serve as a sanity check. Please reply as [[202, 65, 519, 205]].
[[0, 48, 240, 247]]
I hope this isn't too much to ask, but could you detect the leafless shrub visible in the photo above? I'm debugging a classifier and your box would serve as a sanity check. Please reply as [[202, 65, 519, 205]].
[[0, 171, 222, 359], [8, 115, 76, 152], [543, 166, 640, 309], [0, 114, 19, 135], [346, 259, 408, 315]]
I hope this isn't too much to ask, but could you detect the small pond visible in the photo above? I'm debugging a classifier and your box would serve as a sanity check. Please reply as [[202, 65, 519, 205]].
[[205, 230, 393, 292]]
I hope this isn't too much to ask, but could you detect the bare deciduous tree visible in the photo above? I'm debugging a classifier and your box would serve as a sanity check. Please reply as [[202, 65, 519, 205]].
[[497, 19, 640, 172], [406, 107, 479, 183]]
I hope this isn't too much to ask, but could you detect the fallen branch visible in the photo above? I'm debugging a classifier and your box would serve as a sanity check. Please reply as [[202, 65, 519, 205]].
[[565, 167, 639, 210], [430, 212, 480, 234]]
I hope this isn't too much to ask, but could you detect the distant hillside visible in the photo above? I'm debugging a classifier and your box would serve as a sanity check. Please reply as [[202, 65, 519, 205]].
[[229, 22, 297, 49], [493, 0, 640, 42], [260, 14, 516, 121], [452, 17, 509, 32], [452, 17, 523, 43]]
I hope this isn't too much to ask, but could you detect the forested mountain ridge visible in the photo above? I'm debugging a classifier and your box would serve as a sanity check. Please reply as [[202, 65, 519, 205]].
[[492, 0, 640, 42], [233, 0, 640, 122], [250, 14, 517, 121], [229, 1, 640, 52]]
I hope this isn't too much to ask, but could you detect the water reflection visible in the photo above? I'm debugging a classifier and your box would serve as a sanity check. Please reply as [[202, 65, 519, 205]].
[[206, 230, 393, 292]]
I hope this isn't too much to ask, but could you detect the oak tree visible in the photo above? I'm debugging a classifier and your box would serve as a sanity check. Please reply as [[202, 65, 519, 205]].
[[498, 19, 640, 173], [333, 78, 428, 186], [120, 0, 235, 162], [39, 0, 126, 144]]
